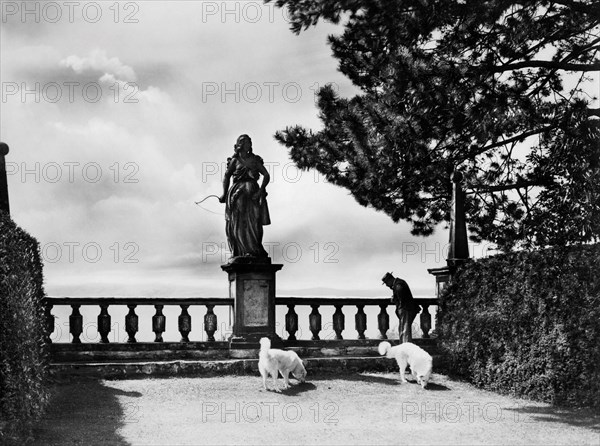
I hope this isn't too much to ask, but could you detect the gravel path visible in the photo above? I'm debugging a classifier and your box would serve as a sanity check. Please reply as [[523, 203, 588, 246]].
[[31, 372, 599, 445]]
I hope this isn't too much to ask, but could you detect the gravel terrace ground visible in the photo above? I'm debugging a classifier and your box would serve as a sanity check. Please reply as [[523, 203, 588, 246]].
[[30, 372, 599, 446]]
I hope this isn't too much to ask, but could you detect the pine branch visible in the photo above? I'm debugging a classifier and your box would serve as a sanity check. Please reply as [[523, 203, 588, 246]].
[[466, 180, 545, 194], [491, 60, 600, 72], [551, 0, 600, 19], [479, 126, 555, 153], [588, 108, 600, 117]]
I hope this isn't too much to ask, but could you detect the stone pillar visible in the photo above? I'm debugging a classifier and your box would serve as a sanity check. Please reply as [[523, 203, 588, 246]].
[[447, 170, 469, 268], [0, 142, 10, 215], [427, 266, 449, 338], [427, 267, 451, 298], [221, 261, 283, 357], [427, 171, 470, 334]]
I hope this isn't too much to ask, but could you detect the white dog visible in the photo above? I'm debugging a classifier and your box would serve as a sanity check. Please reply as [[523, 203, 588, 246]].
[[258, 337, 307, 391], [378, 341, 432, 388]]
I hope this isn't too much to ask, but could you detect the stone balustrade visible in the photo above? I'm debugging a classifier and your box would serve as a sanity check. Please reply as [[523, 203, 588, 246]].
[[43, 296, 437, 351], [44, 297, 233, 344], [277, 297, 437, 341]]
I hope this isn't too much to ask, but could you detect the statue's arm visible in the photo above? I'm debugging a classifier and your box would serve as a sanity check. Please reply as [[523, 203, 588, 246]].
[[219, 159, 236, 203], [258, 162, 270, 194]]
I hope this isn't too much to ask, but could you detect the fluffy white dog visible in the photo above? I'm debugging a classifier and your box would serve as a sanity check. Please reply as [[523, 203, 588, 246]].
[[378, 341, 432, 388], [258, 337, 307, 391]]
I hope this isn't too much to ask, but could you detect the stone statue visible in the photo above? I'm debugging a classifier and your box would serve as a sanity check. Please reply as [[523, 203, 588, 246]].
[[382, 272, 421, 343], [219, 134, 271, 263]]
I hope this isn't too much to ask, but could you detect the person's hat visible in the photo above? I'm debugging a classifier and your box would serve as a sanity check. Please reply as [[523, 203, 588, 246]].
[[381, 272, 394, 283]]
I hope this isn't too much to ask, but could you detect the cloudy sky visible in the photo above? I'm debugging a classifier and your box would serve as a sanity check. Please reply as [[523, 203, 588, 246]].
[[1, 1, 492, 298]]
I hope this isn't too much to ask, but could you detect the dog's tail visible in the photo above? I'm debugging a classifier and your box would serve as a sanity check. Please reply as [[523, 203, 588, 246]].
[[259, 337, 271, 352], [378, 341, 391, 356]]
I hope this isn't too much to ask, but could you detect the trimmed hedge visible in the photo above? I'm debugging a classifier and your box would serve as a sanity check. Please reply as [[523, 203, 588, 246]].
[[438, 244, 600, 408], [0, 211, 48, 440]]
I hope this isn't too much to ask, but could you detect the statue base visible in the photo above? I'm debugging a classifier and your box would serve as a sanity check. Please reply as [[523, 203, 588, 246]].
[[226, 255, 271, 265], [221, 260, 283, 355]]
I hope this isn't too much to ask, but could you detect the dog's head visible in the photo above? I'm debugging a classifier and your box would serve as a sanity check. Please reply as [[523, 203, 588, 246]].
[[378, 341, 391, 356], [416, 369, 432, 389], [292, 359, 307, 383]]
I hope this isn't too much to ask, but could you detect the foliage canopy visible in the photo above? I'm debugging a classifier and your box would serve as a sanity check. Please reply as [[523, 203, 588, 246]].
[[268, 0, 600, 250]]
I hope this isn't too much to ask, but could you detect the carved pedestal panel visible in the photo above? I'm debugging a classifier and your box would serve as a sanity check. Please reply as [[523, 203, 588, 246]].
[[221, 261, 283, 357]]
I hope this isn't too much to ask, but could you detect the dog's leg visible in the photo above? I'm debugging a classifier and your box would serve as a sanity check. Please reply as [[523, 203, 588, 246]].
[[260, 370, 268, 390], [398, 358, 408, 383], [282, 370, 290, 389], [410, 367, 418, 382], [271, 371, 280, 392]]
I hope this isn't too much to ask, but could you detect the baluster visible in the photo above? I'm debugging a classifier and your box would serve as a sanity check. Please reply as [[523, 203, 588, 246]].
[[179, 305, 192, 342], [204, 305, 217, 342], [332, 305, 345, 340], [125, 304, 138, 343], [420, 304, 432, 338], [355, 304, 367, 340], [97, 303, 111, 343], [378, 304, 389, 339], [285, 304, 298, 340], [152, 304, 166, 342], [69, 304, 83, 344], [309, 304, 322, 340], [44, 302, 54, 343]]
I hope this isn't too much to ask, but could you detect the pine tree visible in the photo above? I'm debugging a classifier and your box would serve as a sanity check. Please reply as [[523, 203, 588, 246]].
[[267, 0, 600, 250]]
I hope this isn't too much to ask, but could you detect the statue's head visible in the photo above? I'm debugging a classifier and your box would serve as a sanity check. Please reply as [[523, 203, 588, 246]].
[[235, 134, 252, 154]]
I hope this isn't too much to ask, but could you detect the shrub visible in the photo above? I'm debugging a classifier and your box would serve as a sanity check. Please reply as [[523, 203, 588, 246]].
[[0, 211, 49, 441], [438, 244, 600, 408]]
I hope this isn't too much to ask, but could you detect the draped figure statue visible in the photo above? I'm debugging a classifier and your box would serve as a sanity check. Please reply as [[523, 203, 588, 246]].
[[219, 134, 271, 262]]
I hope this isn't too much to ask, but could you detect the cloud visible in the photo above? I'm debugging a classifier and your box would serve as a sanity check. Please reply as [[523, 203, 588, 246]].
[[60, 49, 137, 82], [2, 2, 457, 299]]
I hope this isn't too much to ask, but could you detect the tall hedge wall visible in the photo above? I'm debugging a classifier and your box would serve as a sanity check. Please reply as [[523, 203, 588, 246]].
[[0, 211, 48, 440], [438, 244, 600, 408]]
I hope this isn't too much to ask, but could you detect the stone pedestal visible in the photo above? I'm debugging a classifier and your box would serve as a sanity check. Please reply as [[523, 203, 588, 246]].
[[221, 261, 283, 358]]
